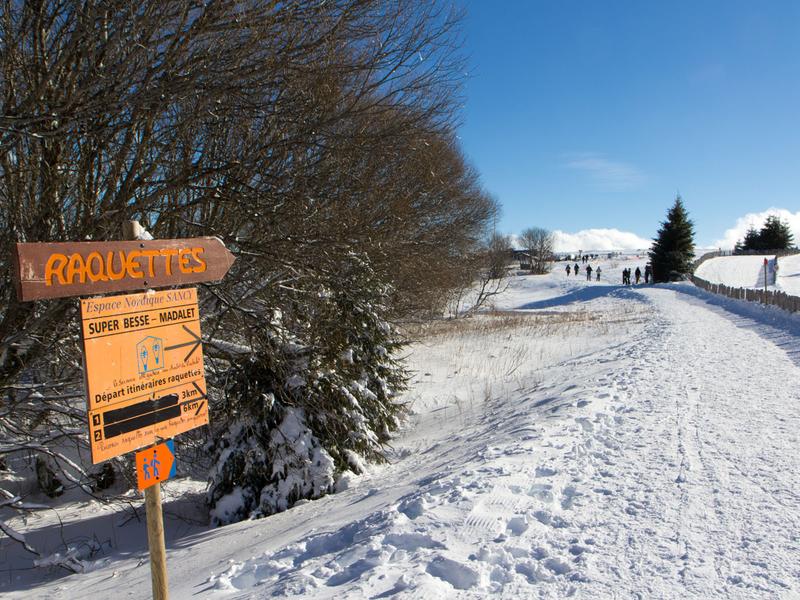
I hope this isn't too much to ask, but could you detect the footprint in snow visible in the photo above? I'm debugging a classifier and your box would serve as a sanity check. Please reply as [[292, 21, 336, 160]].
[[528, 483, 554, 503], [426, 556, 480, 590], [382, 532, 445, 552], [561, 485, 580, 510], [533, 510, 569, 528], [506, 516, 529, 536], [543, 557, 573, 575], [397, 497, 427, 519], [535, 466, 558, 477], [569, 544, 589, 556]]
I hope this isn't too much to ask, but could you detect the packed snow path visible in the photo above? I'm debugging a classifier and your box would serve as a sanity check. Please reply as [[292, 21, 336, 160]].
[[11, 266, 800, 599], [574, 288, 800, 597]]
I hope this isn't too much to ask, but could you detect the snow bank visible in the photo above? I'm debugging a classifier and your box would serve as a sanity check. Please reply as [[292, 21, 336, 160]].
[[695, 253, 800, 297], [776, 253, 800, 296], [695, 255, 774, 288]]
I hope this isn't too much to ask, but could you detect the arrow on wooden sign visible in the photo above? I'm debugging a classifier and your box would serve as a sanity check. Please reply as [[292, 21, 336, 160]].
[[13, 237, 235, 302]]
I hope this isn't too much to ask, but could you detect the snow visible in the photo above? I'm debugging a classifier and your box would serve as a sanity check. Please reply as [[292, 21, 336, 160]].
[[695, 253, 800, 296], [777, 254, 800, 296], [4, 256, 800, 598], [695, 255, 776, 289]]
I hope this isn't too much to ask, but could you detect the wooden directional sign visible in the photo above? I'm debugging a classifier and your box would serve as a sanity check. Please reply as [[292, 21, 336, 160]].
[[136, 441, 177, 491], [13, 237, 234, 302], [81, 288, 209, 463]]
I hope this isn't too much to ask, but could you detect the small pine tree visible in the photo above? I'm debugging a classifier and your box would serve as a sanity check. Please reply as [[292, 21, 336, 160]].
[[736, 226, 762, 253], [649, 195, 696, 282], [205, 253, 408, 525], [758, 215, 795, 250]]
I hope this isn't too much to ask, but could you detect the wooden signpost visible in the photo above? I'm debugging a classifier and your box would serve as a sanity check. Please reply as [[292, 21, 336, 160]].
[[12, 237, 234, 302], [11, 222, 235, 600]]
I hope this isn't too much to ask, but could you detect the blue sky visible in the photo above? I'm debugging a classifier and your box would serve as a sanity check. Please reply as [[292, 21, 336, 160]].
[[456, 1, 800, 249]]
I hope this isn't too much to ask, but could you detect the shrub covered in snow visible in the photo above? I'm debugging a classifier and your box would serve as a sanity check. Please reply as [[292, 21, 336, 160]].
[[206, 255, 407, 525]]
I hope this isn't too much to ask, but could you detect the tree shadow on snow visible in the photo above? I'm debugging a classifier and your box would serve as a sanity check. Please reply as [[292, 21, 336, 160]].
[[0, 489, 210, 593], [515, 285, 650, 311]]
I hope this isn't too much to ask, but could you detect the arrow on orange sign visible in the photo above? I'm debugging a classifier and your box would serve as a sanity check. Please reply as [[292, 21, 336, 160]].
[[165, 325, 202, 361]]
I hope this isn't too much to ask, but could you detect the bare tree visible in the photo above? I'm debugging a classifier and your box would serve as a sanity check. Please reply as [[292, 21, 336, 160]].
[[0, 0, 497, 532], [445, 231, 510, 317], [518, 228, 536, 272], [486, 232, 512, 280], [470, 232, 512, 313], [519, 227, 554, 274]]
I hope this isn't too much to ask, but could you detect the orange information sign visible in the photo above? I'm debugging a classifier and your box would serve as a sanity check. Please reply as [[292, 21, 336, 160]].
[[136, 441, 176, 491], [81, 288, 209, 463]]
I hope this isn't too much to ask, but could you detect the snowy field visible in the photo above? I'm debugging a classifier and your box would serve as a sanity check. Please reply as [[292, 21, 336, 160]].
[[696, 253, 800, 296], [3, 256, 800, 599]]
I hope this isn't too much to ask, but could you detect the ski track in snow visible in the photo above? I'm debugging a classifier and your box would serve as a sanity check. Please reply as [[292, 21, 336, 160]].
[[11, 262, 800, 600]]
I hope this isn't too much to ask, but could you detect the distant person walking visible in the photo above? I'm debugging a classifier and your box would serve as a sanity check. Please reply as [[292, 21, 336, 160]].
[[635, 267, 641, 284], [596, 266, 602, 281], [574, 263, 580, 276], [644, 264, 652, 284], [586, 265, 593, 280], [621, 268, 627, 285], [566, 264, 571, 276]]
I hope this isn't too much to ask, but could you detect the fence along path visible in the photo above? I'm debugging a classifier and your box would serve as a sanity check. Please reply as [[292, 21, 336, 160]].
[[691, 249, 800, 314]]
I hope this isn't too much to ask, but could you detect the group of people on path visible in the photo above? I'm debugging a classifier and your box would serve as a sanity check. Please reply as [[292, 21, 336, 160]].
[[621, 264, 652, 285], [565, 263, 601, 281], [566, 262, 652, 285]]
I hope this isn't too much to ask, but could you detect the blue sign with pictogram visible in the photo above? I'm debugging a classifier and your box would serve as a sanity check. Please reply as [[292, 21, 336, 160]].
[[137, 336, 164, 375], [136, 440, 177, 490]]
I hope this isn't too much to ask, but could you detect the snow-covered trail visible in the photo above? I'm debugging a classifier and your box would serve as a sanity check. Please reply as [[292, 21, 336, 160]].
[[12, 267, 800, 599], [187, 282, 800, 598], [563, 286, 800, 598]]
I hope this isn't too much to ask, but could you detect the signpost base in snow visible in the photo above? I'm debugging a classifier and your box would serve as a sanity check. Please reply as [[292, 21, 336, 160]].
[[145, 483, 169, 600], [122, 221, 170, 600]]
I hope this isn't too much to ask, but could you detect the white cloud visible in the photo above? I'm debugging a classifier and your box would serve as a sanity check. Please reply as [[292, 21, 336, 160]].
[[553, 228, 652, 252], [713, 208, 800, 249], [510, 228, 651, 252], [564, 153, 646, 190]]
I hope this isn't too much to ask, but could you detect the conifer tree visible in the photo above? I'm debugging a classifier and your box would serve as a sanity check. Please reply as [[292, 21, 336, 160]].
[[735, 227, 761, 253], [736, 216, 795, 252], [649, 195, 696, 282], [758, 215, 795, 250]]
